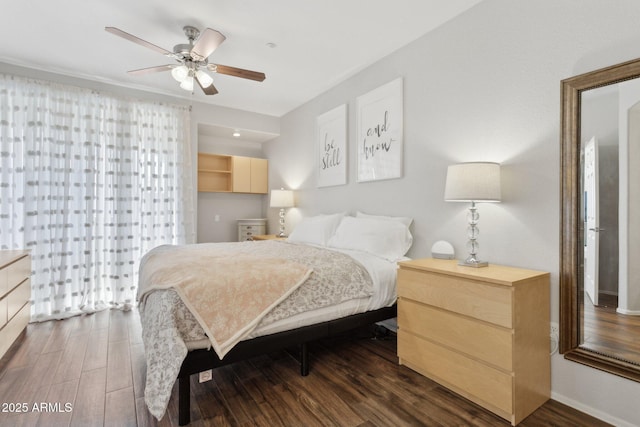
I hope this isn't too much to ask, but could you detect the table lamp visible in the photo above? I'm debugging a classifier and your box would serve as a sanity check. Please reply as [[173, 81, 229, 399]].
[[444, 162, 501, 267]]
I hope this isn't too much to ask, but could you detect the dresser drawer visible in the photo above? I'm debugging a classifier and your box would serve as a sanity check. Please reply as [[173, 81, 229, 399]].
[[398, 298, 513, 370], [0, 252, 31, 360], [398, 268, 513, 328], [399, 330, 513, 415], [0, 268, 6, 299], [7, 279, 30, 320], [0, 297, 7, 329], [0, 302, 30, 358], [7, 256, 30, 287]]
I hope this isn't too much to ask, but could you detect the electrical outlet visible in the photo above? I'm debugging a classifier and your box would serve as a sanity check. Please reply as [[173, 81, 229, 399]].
[[199, 369, 213, 383], [550, 322, 559, 337]]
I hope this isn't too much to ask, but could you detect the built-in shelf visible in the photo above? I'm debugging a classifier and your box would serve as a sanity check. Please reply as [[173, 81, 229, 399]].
[[198, 153, 233, 192]]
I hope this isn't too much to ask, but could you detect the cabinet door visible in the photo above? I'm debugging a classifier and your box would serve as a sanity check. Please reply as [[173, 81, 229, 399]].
[[250, 158, 268, 194], [232, 156, 268, 194], [232, 156, 251, 193]]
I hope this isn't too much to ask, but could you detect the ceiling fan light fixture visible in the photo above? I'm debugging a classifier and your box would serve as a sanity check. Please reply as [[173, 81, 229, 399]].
[[196, 70, 214, 88], [171, 65, 189, 82], [180, 75, 194, 91], [106, 25, 265, 96]]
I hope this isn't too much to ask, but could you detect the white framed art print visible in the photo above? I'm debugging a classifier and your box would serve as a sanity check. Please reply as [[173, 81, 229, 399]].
[[317, 104, 347, 187], [356, 78, 403, 182]]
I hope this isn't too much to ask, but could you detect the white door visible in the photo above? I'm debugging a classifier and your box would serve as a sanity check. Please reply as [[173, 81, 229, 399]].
[[584, 137, 600, 306]]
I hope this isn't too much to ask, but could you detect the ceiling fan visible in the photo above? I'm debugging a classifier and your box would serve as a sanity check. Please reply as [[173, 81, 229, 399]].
[[105, 25, 266, 95]]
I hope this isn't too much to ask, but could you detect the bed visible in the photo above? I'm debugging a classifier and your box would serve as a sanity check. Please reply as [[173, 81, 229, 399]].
[[137, 212, 413, 425]]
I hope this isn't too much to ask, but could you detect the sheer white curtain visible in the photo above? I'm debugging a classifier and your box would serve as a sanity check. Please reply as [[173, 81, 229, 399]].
[[0, 74, 195, 321]]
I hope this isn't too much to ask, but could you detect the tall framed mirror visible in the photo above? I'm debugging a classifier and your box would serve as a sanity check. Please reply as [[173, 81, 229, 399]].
[[560, 57, 640, 381]]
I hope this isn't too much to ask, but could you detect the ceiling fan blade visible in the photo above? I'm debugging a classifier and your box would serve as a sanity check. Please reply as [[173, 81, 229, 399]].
[[208, 64, 266, 82], [190, 28, 226, 61], [196, 74, 219, 95], [127, 65, 174, 75], [105, 27, 172, 56]]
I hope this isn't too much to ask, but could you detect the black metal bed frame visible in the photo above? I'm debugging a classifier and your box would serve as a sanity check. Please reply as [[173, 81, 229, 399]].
[[175, 304, 397, 425]]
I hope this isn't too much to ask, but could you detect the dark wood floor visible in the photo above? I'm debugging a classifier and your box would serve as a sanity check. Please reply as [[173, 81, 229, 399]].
[[0, 309, 612, 427], [581, 292, 640, 365]]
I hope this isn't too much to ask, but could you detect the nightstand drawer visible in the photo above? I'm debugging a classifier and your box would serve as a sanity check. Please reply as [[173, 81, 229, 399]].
[[399, 330, 513, 415], [397, 268, 512, 328], [398, 298, 513, 370]]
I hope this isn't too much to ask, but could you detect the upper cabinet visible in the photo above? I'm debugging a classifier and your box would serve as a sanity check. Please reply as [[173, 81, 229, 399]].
[[198, 153, 268, 194], [232, 156, 268, 194]]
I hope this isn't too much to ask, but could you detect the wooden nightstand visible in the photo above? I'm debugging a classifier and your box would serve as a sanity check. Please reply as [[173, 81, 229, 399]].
[[251, 234, 287, 241], [397, 258, 550, 426]]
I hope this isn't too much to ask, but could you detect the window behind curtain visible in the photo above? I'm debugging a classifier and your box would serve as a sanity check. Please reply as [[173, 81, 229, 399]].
[[0, 73, 195, 321]]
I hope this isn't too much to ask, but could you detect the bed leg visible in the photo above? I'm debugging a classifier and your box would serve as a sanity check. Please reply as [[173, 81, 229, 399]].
[[178, 375, 190, 426], [300, 342, 309, 376]]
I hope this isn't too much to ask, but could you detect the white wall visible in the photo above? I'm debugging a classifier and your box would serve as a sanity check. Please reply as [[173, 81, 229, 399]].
[[262, 1, 640, 425]]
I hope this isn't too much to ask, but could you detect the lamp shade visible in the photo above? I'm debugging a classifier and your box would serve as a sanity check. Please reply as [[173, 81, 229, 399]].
[[180, 75, 194, 92], [171, 65, 189, 82], [270, 189, 294, 208], [444, 162, 501, 202], [196, 69, 214, 88]]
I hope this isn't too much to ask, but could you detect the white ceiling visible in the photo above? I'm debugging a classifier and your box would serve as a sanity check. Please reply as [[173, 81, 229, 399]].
[[0, 0, 480, 117]]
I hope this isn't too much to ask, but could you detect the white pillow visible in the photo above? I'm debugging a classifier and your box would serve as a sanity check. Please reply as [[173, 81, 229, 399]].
[[287, 213, 345, 246], [328, 216, 413, 261], [356, 211, 413, 227]]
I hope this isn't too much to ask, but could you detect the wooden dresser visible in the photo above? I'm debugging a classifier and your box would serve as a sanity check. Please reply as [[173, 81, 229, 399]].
[[397, 258, 550, 425], [0, 250, 31, 358]]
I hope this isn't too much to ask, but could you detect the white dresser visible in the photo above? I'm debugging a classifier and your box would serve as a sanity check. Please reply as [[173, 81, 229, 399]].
[[0, 250, 31, 358], [237, 218, 267, 241]]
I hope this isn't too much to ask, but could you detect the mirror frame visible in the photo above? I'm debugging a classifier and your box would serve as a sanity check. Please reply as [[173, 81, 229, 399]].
[[560, 57, 640, 382]]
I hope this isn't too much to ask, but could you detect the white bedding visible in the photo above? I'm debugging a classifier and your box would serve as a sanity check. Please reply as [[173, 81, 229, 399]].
[[139, 240, 400, 420], [183, 245, 400, 349], [184, 246, 400, 349]]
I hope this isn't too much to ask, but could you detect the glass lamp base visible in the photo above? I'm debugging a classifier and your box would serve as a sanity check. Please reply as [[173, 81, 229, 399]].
[[278, 208, 286, 237], [459, 259, 489, 268]]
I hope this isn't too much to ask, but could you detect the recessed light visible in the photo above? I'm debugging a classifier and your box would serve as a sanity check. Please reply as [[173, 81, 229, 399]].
[[232, 131, 241, 138], [266, 42, 277, 48]]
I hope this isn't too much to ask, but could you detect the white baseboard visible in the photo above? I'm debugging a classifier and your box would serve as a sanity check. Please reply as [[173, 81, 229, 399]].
[[616, 307, 640, 315], [551, 391, 637, 427]]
